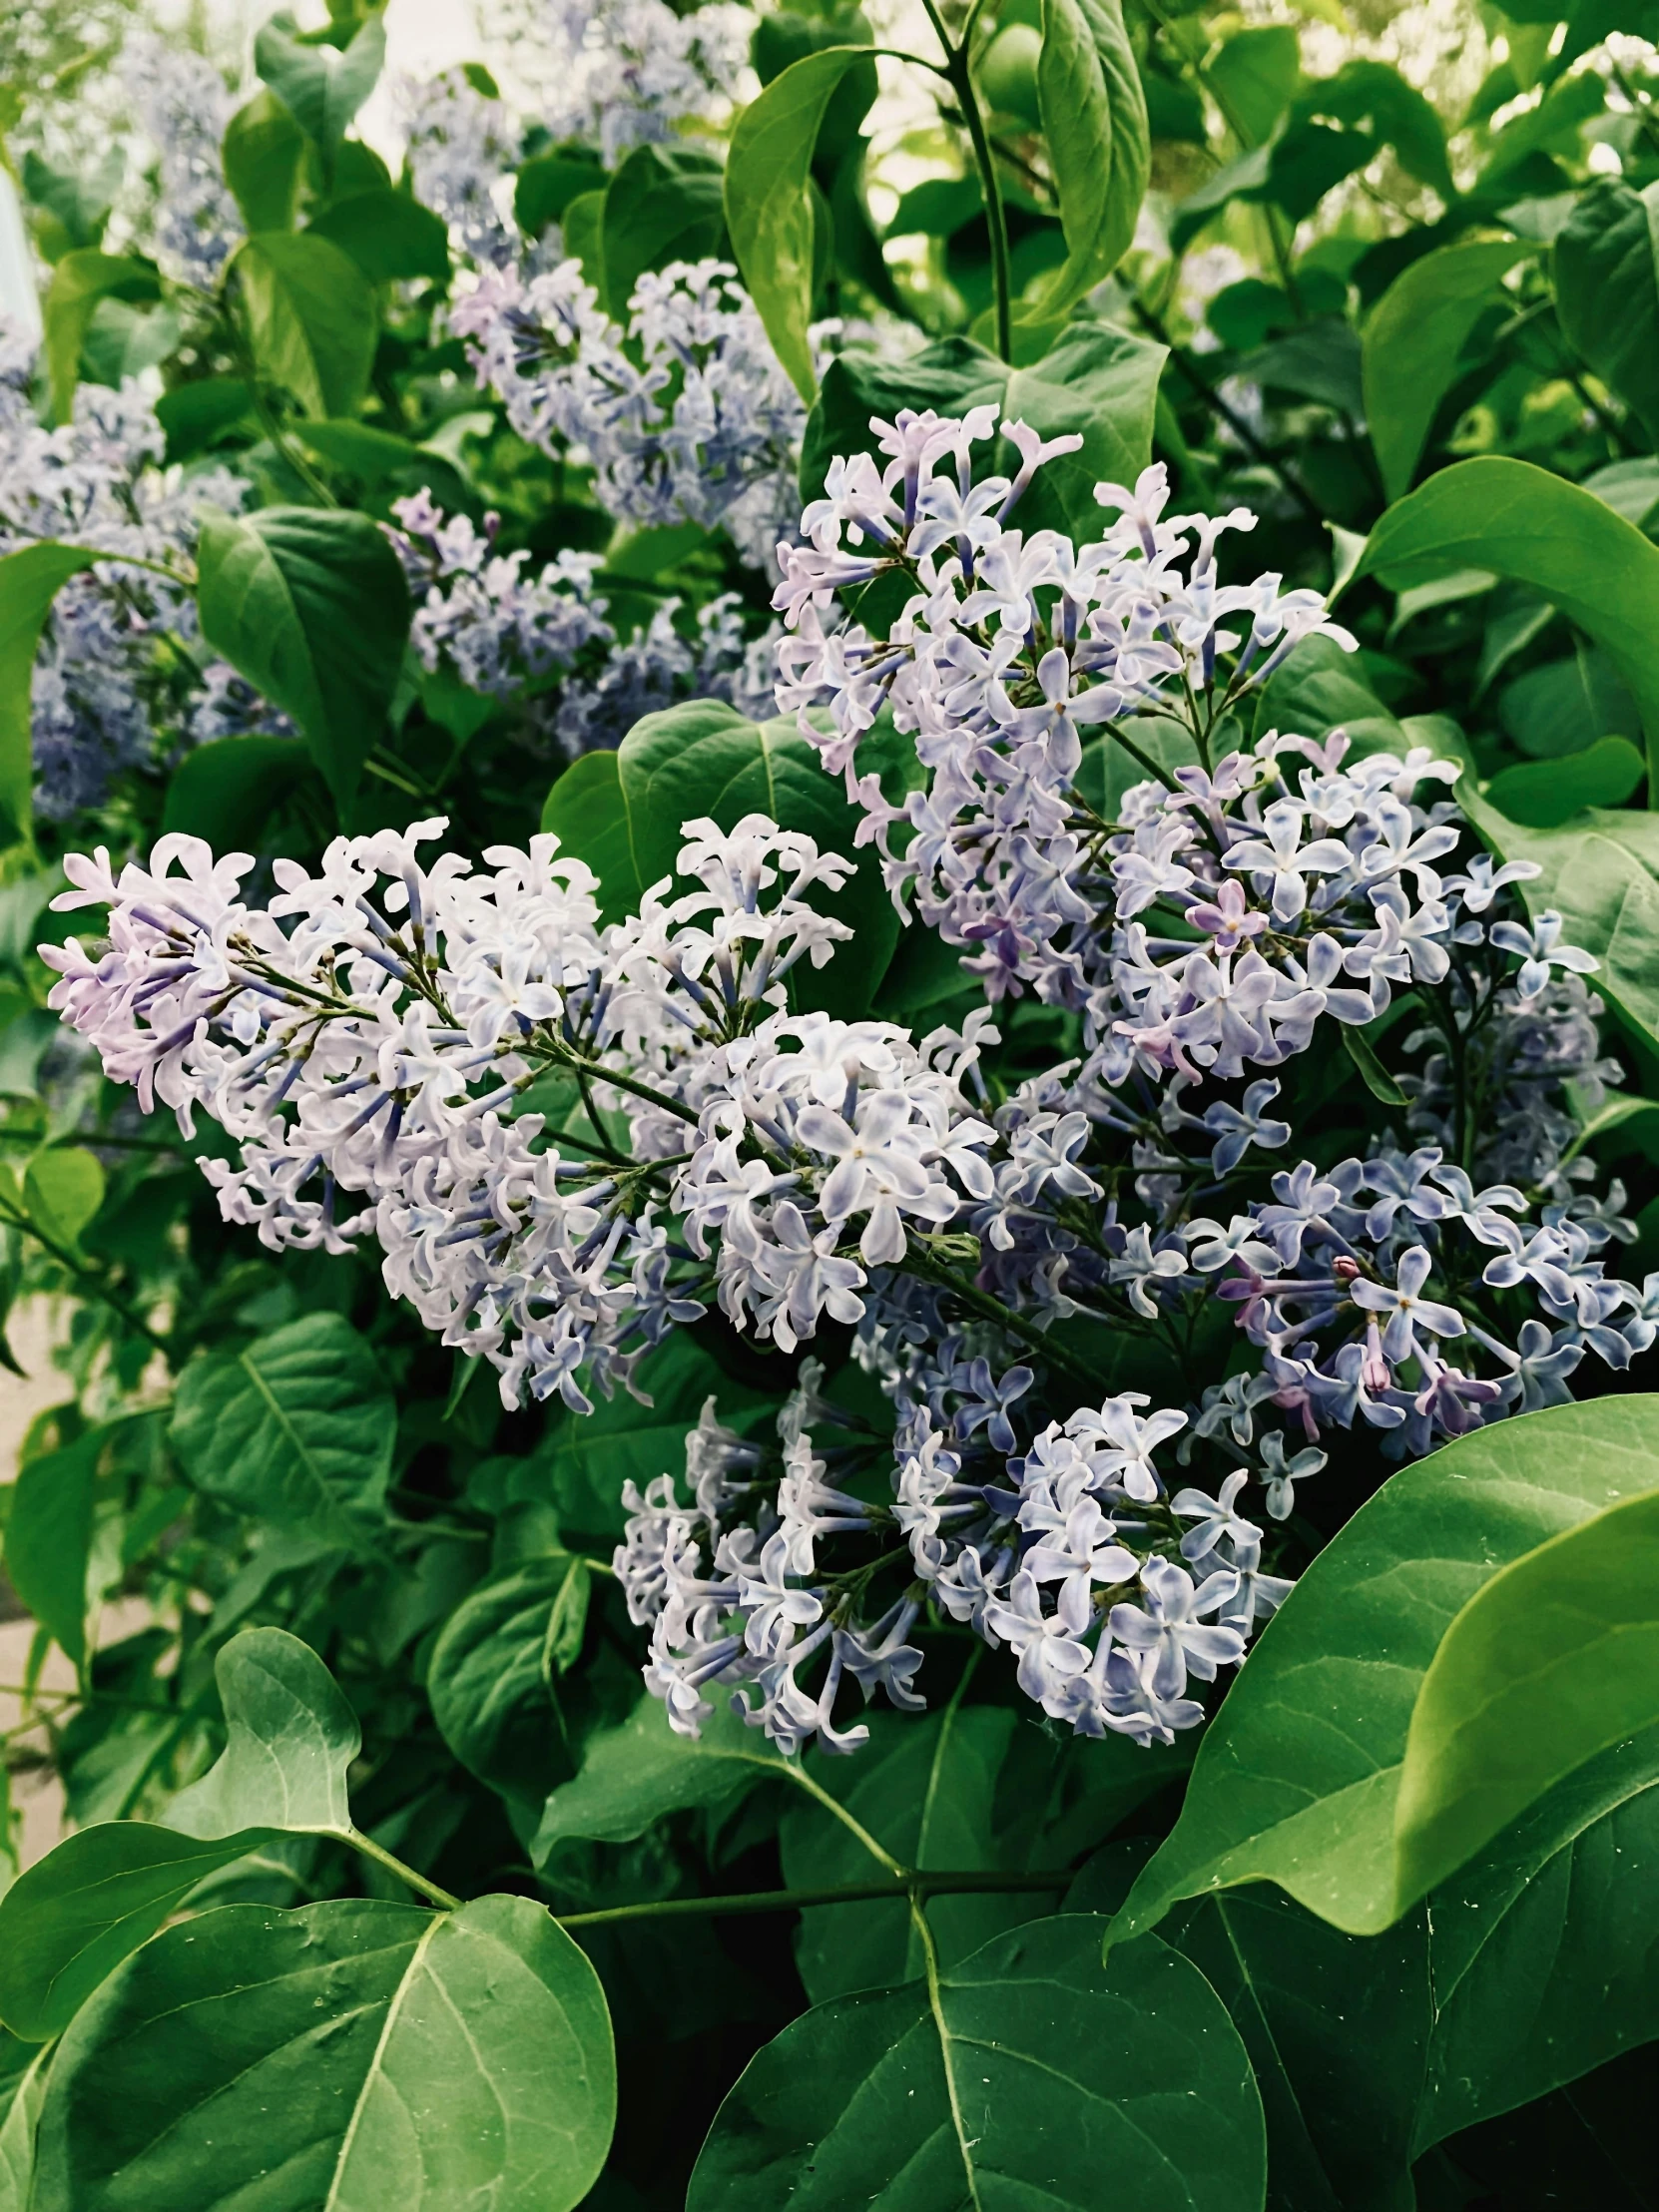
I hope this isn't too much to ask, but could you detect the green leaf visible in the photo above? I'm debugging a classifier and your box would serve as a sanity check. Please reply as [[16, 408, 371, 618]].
[[42, 251, 158, 424], [306, 186, 451, 282], [1485, 736, 1646, 824], [1363, 239, 1533, 502], [170, 1312, 395, 1544], [1354, 455, 1659, 790], [428, 1557, 580, 1803], [1456, 791, 1659, 1049], [1155, 1729, 1659, 2209], [232, 231, 377, 419], [1035, 0, 1150, 315], [22, 148, 121, 259], [601, 143, 727, 320], [1294, 59, 1453, 198], [514, 152, 606, 239], [1208, 24, 1301, 145], [222, 88, 308, 233], [802, 321, 1166, 544], [161, 732, 312, 847], [781, 1706, 1188, 2002], [547, 698, 906, 1016], [1581, 455, 1659, 533], [196, 504, 410, 807], [254, 9, 385, 186], [1393, 1487, 1659, 1907], [0, 1823, 269, 2040], [0, 2046, 48, 2212], [1341, 1022, 1409, 1105], [23, 1145, 104, 1250], [1554, 178, 1659, 445], [1108, 1399, 1659, 1947], [686, 1917, 1266, 2212], [560, 189, 607, 298], [0, 540, 103, 839], [3, 1428, 102, 1673], [289, 417, 424, 481], [535, 1695, 791, 1860], [167, 1626, 360, 1839], [154, 378, 255, 462], [1498, 644, 1639, 760], [725, 46, 870, 400], [34, 1895, 615, 2211]]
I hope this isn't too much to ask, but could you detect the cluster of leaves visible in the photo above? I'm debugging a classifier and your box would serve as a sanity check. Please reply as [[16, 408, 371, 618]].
[[0, 0, 1656, 2205]]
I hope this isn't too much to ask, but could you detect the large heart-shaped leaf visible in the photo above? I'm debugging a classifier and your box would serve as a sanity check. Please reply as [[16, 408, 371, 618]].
[[1109, 1728, 1659, 2212], [544, 699, 910, 1016], [169, 1313, 395, 1544], [254, 10, 384, 186], [1108, 1398, 1659, 1945], [686, 1916, 1266, 2212], [196, 507, 410, 808], [1353, 456, 1659, 788], [167, 1626, 359, 1840], [33, 1895, 615, 2211], [801, 322, 1166, 542]]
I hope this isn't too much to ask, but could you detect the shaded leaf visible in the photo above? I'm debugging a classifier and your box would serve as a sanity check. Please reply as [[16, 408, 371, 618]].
[[233, 231, 376, 420], [428, 1557, 580, 1803], [1364, 239, 1533, 502], [0, 542, 101, 842]]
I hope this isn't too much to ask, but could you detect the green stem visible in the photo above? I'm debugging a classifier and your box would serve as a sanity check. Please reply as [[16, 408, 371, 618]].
[[904, 1248, 1097, 1394], [345, 1829, 462, 1911], [780, 1762, 908, 1875], [0, 1202, 172, 1356], [911, 1891, 986, 2209], [559, 1869, 1069, 1931], [922, 0, 1012, 361]]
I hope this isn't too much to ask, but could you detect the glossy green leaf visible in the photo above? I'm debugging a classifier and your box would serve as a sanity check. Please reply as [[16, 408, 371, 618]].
[[514, 152, 606, 239], [222, 88, 307, 233], [1393, 1488, 1659, 1907], [232, 231, 377, 419], [601, 143, 726, 319], [686, 1917, 1266, 2212], [1457, 791, 1659, 1047], [0, 1823, 269, 2040], [170, 1312, 395, 1543], [1035, 0, 1150, 314], [161, 731, 312, 846], [254, 10, 385, 185], [42, 251, 159, 423], [0, 2047, 48, 2212], [167, 1626, 359, 1839], [3, 1427, 103, 1672], [307, 186, 450, 282], [535, 1695, 790, 1859], [0, 541, 101, 841], [781, 1705, 1188, 2001], [725, 46, 869, 400], [1498, 644, 1639, 760], [1554, 178, 1659, 443], [1293, 59, 1453, 197], [1341, 1021, 1409, 1105], [1108, 1397, 1659, 1944], [1485, 736, 1646, 824], [1151, 1728, 1659, 2210], [428, 1557, 579, 1802], [34, 1895, 616, 2211], [1208, 24, 1301, 145], [546, 698, 907, 1015], [154, 378, 255, 462], [1355, 455, 1659, 789], [196, 504, 410, 806], [24, 1145, 104, 1250], [1363, 239, 1533, 502], [802, 321, 1166, 543], [289, 417, 424, 481]]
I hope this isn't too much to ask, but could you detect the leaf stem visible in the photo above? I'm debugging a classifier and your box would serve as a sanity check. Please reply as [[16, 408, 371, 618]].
[[345, 1828, 462, 1911], [922, 0, 1013, 361], [558, 1869, 1069, 1930]]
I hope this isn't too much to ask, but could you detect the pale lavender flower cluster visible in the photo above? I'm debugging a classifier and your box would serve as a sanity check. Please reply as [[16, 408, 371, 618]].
[[536, 0, 753, 166], [385, 488, 778, 754], [450, 258, 806, 566], [0, 348, 272, 818], [121, 31, 242, 284], [397, 68, 520, 270]]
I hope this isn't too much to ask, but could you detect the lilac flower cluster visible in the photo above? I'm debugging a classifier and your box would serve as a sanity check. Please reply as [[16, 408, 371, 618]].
[[386, 489, 778, 755], [451, 258, 806, 566], [121, 32, 242, 284], [42, 421, 1655, 1765], [0, 338, 277, 819], [534, 0, 754, 167]]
